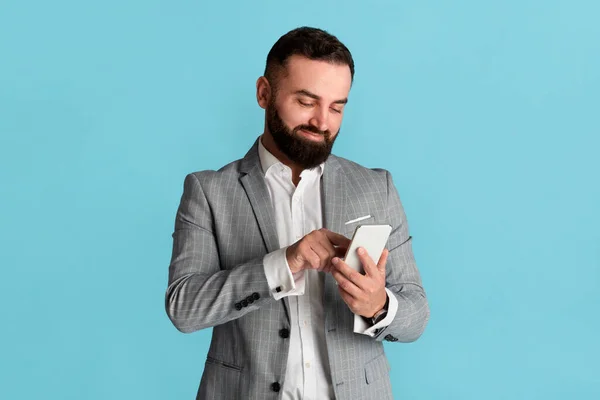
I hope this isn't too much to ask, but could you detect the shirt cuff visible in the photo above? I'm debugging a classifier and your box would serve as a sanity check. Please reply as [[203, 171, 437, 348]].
[[263, 247, 306, 300], [359, 288, 399, 337]]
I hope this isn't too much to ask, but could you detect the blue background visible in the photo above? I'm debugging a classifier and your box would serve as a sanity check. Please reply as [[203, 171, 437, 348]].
[[1, 0, 598, 399]]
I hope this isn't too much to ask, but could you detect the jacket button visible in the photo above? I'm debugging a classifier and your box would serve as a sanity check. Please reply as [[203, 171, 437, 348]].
[[241, 299, 248, 307], [384, 334, 398, 342], [234, 302, 242, 311], [252, 292, 260, 300], [279, 328, 290, 339], [271, 382, 280, 392], [247, 296, 254, 304]]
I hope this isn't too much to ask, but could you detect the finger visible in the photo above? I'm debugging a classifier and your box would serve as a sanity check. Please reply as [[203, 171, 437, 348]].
[[356, 247, 378, 277], [310, 242, 332, 270], [332, 257, 367, 289], [377, 249, 389, 274], [322, 244, 346, 272], [317, 230, 350, 268], [322, 229, 352, 247], [337, 285, 359, 313], [331, 268, 362, 298], [300, 242, 322, 270], [315, 232, 339, 270], [334, 246, 348, 261]]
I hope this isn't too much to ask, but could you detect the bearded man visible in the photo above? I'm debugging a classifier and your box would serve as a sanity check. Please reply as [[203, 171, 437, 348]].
[[166, 26, 430, 400]]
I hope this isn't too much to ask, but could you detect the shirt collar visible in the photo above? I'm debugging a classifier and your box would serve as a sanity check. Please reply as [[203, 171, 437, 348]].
[[257, 135, 325, 178]]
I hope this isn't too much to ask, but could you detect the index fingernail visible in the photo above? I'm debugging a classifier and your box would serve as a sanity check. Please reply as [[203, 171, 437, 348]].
[[332, 257, 339, 265], [357, 248, 365, 255]]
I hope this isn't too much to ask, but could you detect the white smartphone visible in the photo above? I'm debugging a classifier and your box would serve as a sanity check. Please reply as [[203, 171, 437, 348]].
[[343, 224, 393, 273]]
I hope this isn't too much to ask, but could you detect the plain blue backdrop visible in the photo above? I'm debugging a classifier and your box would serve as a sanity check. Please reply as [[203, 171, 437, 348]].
[[1, 0, 598, 399]]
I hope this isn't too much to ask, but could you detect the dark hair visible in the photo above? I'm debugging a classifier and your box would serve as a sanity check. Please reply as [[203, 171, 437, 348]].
[[264, 27, 355, 87]]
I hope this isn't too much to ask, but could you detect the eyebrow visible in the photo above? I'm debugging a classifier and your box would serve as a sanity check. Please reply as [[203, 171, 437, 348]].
[[295, 89, 348, 105]]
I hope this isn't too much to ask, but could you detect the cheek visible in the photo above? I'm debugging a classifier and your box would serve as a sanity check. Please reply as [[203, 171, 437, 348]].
[[329, 115, 343, 134], [278, 103, 312, 128]]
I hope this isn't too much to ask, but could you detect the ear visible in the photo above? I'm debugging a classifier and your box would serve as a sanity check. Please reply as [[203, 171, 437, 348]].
[[256, 76, 271, 110]]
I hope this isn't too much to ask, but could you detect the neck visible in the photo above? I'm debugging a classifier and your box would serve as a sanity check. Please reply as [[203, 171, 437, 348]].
[[261, 131, 304, 186]]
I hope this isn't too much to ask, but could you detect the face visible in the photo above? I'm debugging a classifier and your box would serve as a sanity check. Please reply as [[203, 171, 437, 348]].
[[261, 55, 352, 169]]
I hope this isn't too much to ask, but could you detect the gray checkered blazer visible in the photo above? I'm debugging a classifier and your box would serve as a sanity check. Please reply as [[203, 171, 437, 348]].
[[166, 138, 429, 399]]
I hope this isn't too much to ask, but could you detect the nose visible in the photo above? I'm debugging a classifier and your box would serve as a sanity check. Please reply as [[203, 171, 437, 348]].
[[308, 106, 329, 133]]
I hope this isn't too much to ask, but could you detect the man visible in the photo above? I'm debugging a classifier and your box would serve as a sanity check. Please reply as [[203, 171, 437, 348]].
[[166, 26, 429, 400]]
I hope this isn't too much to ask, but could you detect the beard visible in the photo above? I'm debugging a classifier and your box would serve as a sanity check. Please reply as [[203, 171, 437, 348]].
[[266, 99, 338, 170]]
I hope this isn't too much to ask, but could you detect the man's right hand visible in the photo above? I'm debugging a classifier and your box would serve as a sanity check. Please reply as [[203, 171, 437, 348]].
[[286, 229, 351, 274]]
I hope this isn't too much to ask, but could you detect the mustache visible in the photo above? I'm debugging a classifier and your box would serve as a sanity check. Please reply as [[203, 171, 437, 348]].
[[294, 125, 329, 137]]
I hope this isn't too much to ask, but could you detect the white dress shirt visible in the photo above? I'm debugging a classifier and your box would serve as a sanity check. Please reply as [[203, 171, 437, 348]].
[[258, 137, 397, 399]]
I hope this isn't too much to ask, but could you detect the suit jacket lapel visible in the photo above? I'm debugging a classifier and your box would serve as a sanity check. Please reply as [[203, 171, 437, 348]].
[[239, 139, 279, 253], [239, 139, 291, 323], [321, 155, 351, 332], [321, 155, 348, 236]]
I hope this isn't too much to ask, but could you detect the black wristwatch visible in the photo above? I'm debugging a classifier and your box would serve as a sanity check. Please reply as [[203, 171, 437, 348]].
[[371, 295, 390, 325]]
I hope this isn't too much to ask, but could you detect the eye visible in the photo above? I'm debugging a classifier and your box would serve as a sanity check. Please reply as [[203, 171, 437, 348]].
[[330, 107, 343, 114], [298, 99, 314, 107]]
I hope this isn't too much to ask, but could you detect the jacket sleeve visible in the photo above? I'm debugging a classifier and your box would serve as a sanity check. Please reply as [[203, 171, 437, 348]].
[[373, 170, 430, 342], [165, 173, 276, 333]]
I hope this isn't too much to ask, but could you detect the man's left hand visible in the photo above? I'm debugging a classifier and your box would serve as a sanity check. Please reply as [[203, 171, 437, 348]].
[[331, 247, 389, 318]]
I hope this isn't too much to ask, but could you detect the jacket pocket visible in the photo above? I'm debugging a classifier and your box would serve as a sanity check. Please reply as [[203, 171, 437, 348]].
[[344, 215, 376, 237], [197, 357, 242, 399], [205, 356, 242, 371], [364, 353, 391, 384]]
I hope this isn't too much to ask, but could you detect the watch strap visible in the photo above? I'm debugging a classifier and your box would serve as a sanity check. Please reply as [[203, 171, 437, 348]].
[[371, 295, 390, 325]]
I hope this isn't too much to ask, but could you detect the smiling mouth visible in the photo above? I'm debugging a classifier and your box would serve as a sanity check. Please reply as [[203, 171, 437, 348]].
[[298, 129, 325, 140]]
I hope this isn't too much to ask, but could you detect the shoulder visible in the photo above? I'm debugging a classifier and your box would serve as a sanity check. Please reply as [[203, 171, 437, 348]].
[[183, 158, 245, 192], [329, 154, 391, 188]]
